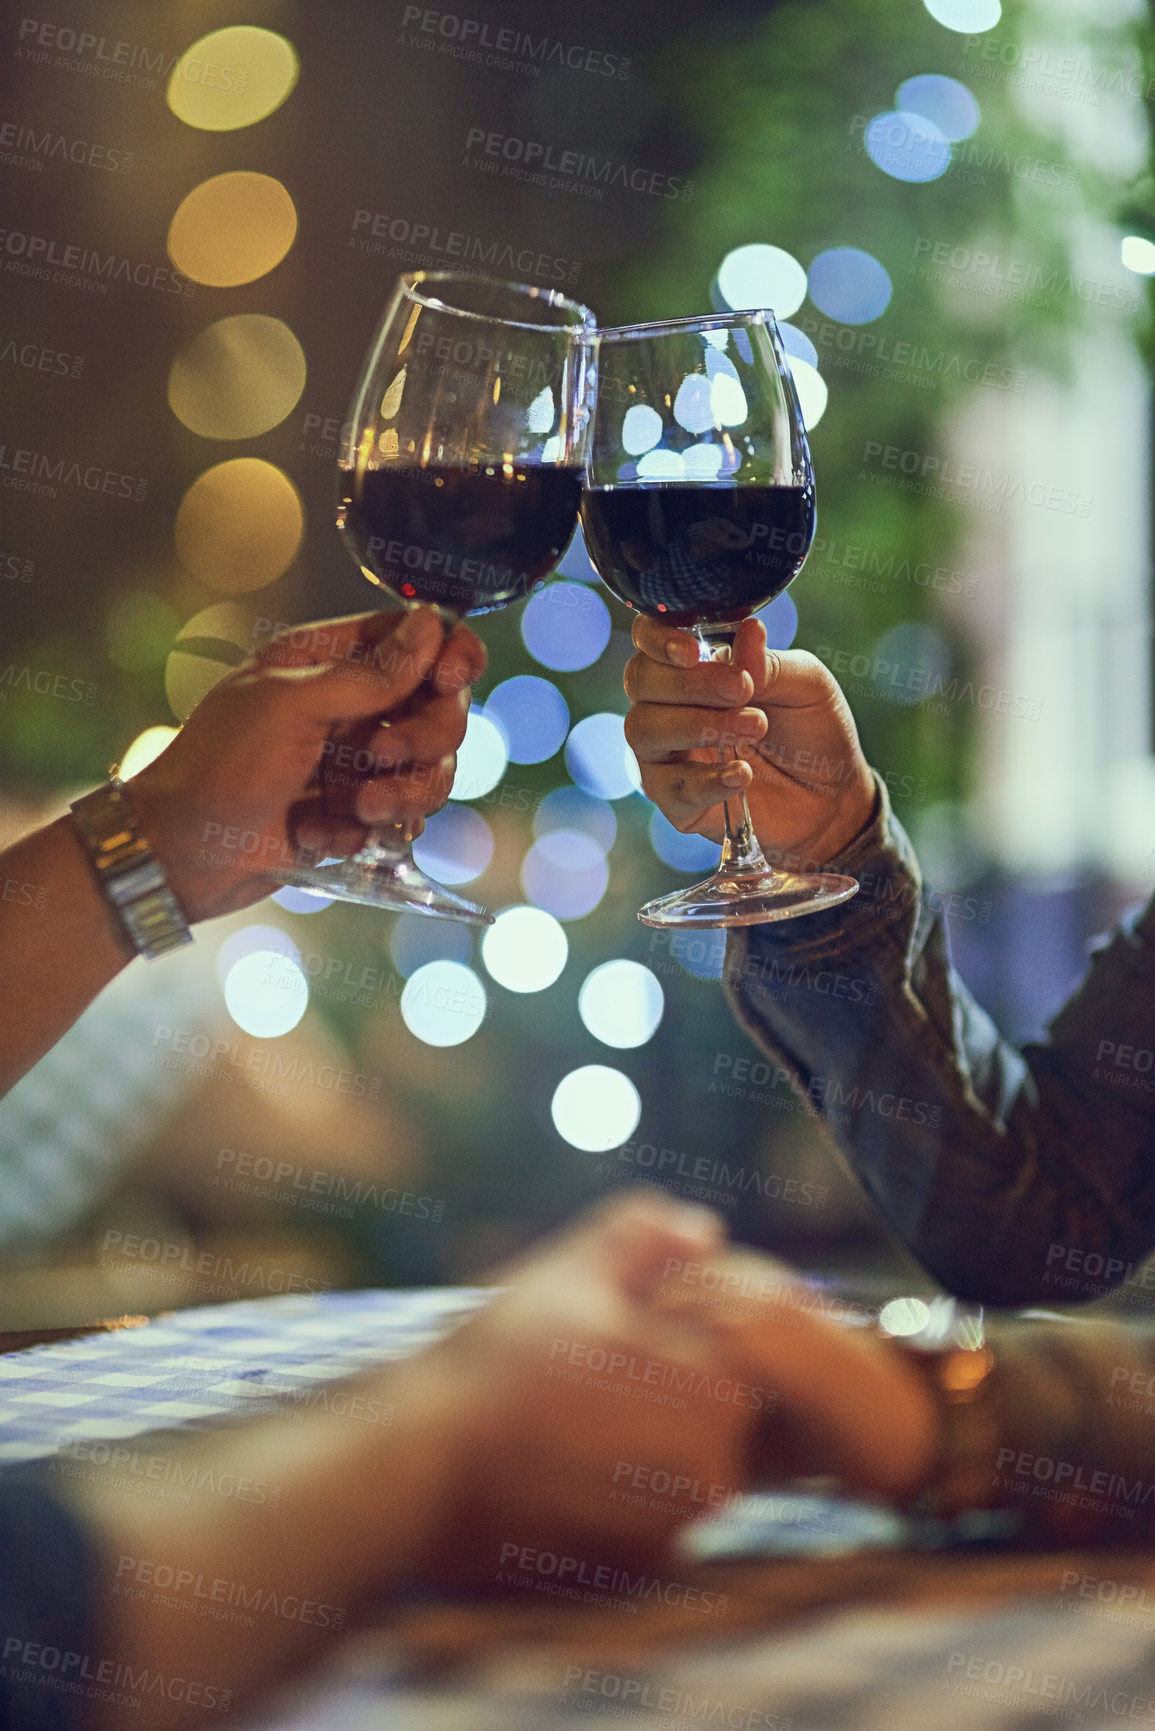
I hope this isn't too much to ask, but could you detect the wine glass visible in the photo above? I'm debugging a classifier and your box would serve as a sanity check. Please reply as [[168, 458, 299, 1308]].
[[580, 309, 858, 927], [273, 272, 596, 923]]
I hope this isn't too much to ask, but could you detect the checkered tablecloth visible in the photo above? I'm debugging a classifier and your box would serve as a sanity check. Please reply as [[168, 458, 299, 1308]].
[[0, 1288, 491, 1464]]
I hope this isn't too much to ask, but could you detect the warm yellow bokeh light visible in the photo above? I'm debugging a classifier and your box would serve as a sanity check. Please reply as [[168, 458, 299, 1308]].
[[165, 602, 255, 721], [168, 315, 306, 440], [117, 726, 179, 780], [175, 459, 304, 594], [168, 172, 298, 287], [166, 27, 299, 132]]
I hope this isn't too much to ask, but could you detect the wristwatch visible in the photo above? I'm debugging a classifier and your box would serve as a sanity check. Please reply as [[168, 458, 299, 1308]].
[[879, 1298, 1001, 1520], [70, 779, 193, 961]]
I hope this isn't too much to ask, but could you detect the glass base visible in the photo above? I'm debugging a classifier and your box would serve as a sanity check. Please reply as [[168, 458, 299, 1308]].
[[272, 847, 494, 925], [637, 867, 858, 929]]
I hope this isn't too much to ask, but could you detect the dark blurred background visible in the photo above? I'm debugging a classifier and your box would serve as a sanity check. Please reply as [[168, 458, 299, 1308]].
[[1, 0, 1152, 1323]]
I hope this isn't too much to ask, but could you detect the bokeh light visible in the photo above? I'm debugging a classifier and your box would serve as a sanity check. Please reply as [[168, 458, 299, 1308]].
[[449, 708, 509, 799], [481, 906, 569, 992], [271, 886, 332, 914], [921, 0, 1001, 30], [168, 314, 307, 440], [521, 581, 612, 672], [649, 808, 722, 873], [165, 601, 253, 720], [389, 912, 474, 978], [672, 928, 727, 981], [223, 948, 308, 1038], [622, 403, 664, 455], [535, 787, 617, 855], [484, 675, 570, 764], [565, 713, 642, 801], [787, 358, 828, 430], [215, 922, 299, 987], [578, 960, 664, 1048], [166, 27, 300, 132], [551, 1064, 642, 1151], [400, 960, 486, 1046], [105, 593, 181, 673], [807, 248, 893, 324], [412, 805, 495, 884], [865, 111, 951, 183], [753, 590, 799, 648], [557, 522, 601, 583], [896, 74, 981, 141], [778, 323, 819, 368], [870, 621, 952, 706], [715, 245, 807, 318], [521, 830, 609, 921], [174, 459, 304, 593], [878, 1297, 932, 1337], [168, 172, 298, 287], [118, 726, 178, 781], [1122, 236, 1155, 275]]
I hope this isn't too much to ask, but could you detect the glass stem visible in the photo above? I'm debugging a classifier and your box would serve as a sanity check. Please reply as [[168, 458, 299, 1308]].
[[695, 623, 772, 879]]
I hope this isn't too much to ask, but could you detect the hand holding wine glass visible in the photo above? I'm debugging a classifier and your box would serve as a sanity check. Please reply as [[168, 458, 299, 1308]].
[[274, 271, 595, 923], [623, 614, 879, 870], [580, 309, 858, 926]]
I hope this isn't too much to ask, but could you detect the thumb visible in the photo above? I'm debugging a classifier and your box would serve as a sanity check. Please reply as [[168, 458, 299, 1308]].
[[259, 607, 447, 726], [579, 1192, 727, 1299]]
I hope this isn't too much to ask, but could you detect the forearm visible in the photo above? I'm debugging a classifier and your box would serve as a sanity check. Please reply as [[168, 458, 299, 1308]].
[[726, 781, 1155, 1303], [71, 1354, 458, 1731], [0, 815, 134, 1094]]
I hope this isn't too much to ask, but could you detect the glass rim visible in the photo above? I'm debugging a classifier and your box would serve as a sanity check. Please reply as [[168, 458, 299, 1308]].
[[596, 309, 779, 341], [399, 270, 597, 336]]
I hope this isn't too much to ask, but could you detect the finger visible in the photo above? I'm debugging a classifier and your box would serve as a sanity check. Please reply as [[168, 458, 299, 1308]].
[[640, 759, 750, 827], [354, 758, 457, 825], [625, 700, 766, 762], [360, 688, 471, 770], [428, 622, 487, 696], [624, 651, 754, 711], [631, 614, 701, 669], [251, 607, 448, 725], [289, 803, 370, 859]]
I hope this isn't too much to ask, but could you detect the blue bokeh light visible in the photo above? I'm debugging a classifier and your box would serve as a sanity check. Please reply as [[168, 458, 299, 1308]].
[[535, 786, 617, 856], [671, 928, 727, 981], [753, 590, 799, 649], [521, 829, 609, 921], [807, 248, 893, 325], [556, 521, 600, 583], [412, 804, 495, 883], [870, 621, 952, 707], [896, 73, 981, 141], [521, 580, 612, 672], [271, 885, 332, 914], [565, 713, 641, 801], [865, 111, 951, 183], [777, 322, 819, 369], [389, 912, 474, 979], [484, 675, 570, 765], [649, 808, 722, 874]]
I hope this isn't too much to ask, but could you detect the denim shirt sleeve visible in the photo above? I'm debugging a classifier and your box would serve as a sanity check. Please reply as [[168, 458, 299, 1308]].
[[724, 776, 1155, 1305]]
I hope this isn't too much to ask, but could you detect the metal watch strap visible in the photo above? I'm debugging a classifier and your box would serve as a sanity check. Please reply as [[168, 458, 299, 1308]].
[[70, 779, 193, 961]]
